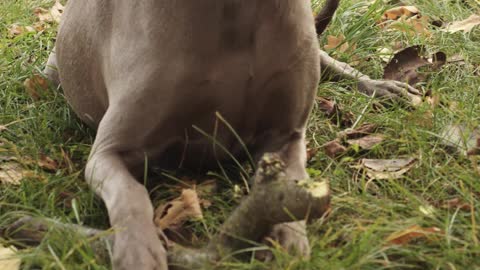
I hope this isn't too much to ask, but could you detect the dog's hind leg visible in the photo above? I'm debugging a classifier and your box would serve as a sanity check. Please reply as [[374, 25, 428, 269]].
[[43, 47, 60, 88]]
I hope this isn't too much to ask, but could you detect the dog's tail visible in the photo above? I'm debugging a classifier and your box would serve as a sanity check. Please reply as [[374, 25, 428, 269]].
[[314, 0, 340, 35]]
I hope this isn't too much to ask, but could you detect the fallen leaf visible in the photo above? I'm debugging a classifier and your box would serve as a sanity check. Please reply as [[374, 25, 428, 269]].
[[467, 137, 480, 156], [382, 6, 419, 21], [443, 14, 480, 33], [34, 7, 52, 22], [316, 97, 337, 117], [383, 46, 446, 86], [32, 21, 48, 32], [441, 198, 471, 211], [0, 245, 20, 270], [425, 93, 441, 108], [347, 134, 385, 150], [323, 140, 347, 158], [154, 189, 203, 230], [33, 1, 64, 24], [389, 15, 431, 36], [439, 124, 480, 155], [324, 34, 357, 54], [377, 47, 394, 62], [38, 154, 58, 172], [0, 162, 26, 185], [386, 225, 442, 245], [23, 75, 49, 100], [359, 158, 417, 179], [315, 97, 354, 127], [7, 24, 35, 37], [338, 123, 378, 139], [49, 1, 64, 23], [306, 147, 319, 161]]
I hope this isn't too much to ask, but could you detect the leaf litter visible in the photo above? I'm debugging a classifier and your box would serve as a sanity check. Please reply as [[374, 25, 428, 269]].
[[442, 14, 480, 33], [154, 189, 203, 231], [439, 124, 480, 156], [358, 158, 417, 180], [383, 46, 446, 86], [7, 1, 64, 38], [386, 225, 442, 245], [23, 75, 50, 101], [0, 245, 20, 270]]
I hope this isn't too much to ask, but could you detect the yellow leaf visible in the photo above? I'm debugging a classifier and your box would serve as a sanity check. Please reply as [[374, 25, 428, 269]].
[[382, 6, 419, 21], [0, 246, 20, 270], [0, 162, 26, 185], [153, 189, 203, 230], [23, 75, 49, 100], [386, 225, 442, 245], [323, 34, 356, 54]]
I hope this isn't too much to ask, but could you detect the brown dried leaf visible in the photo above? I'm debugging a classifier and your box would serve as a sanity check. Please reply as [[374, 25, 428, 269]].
[[360, 158, 417, 179], [33, 21, 48, 32], [324, 34, 357, 54], [0, 245, 20, 270], [315, 97, 354, 127], [23, 75, 49, 100], [389, 15, 431, 36], [7, 24, 35, 37], [442, 198, 471, 211], [38, 154, 58, 172], [383, 46, 446, 86], [316, 97, 337, 117], [382, 6, 419, 21], [306, 147, 319, 161], [323, 140, 347, 158], [338, 123, 377, 140], [34, 1, 64, 24], [154, 189, 203, 230], [443, 14, 480, 33], [386, 225, 442, 245], [347, 134, 385, 150], [34, 7, 52, 22]]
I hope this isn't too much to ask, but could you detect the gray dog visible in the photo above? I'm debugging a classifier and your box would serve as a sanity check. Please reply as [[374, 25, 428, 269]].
[[43, 0, 420, 269]]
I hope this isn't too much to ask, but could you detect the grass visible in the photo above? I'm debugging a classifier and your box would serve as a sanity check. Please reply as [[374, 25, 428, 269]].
[[1, 0, 480, 269]]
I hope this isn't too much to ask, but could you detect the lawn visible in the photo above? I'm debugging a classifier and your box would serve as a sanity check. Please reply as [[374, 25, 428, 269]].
[[1, 0, 479, 269]]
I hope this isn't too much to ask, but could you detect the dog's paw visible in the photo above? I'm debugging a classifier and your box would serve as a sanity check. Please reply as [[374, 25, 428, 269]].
[[113, 222, 168, 270], [358, 79, 422, 105], [257, 221, 310, 261]]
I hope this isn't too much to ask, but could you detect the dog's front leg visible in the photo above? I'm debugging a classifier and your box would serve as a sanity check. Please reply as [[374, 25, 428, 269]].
[[86, 114, 168, 270], [319, 50, 422, 102], [257, 132, 312, 260]]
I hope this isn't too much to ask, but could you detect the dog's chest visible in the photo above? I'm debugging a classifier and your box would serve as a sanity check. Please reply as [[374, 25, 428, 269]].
[[220, 1, 257, 50]]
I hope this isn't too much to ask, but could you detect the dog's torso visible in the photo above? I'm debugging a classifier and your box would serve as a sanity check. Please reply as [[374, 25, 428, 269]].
[[57, 0, 320, 168]]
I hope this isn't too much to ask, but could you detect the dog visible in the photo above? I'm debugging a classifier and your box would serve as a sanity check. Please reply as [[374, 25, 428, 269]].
[[43, 0, 419, 269]]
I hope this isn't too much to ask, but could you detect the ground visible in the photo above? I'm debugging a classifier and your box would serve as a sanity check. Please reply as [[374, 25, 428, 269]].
[[1, 0, 480, 269]]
